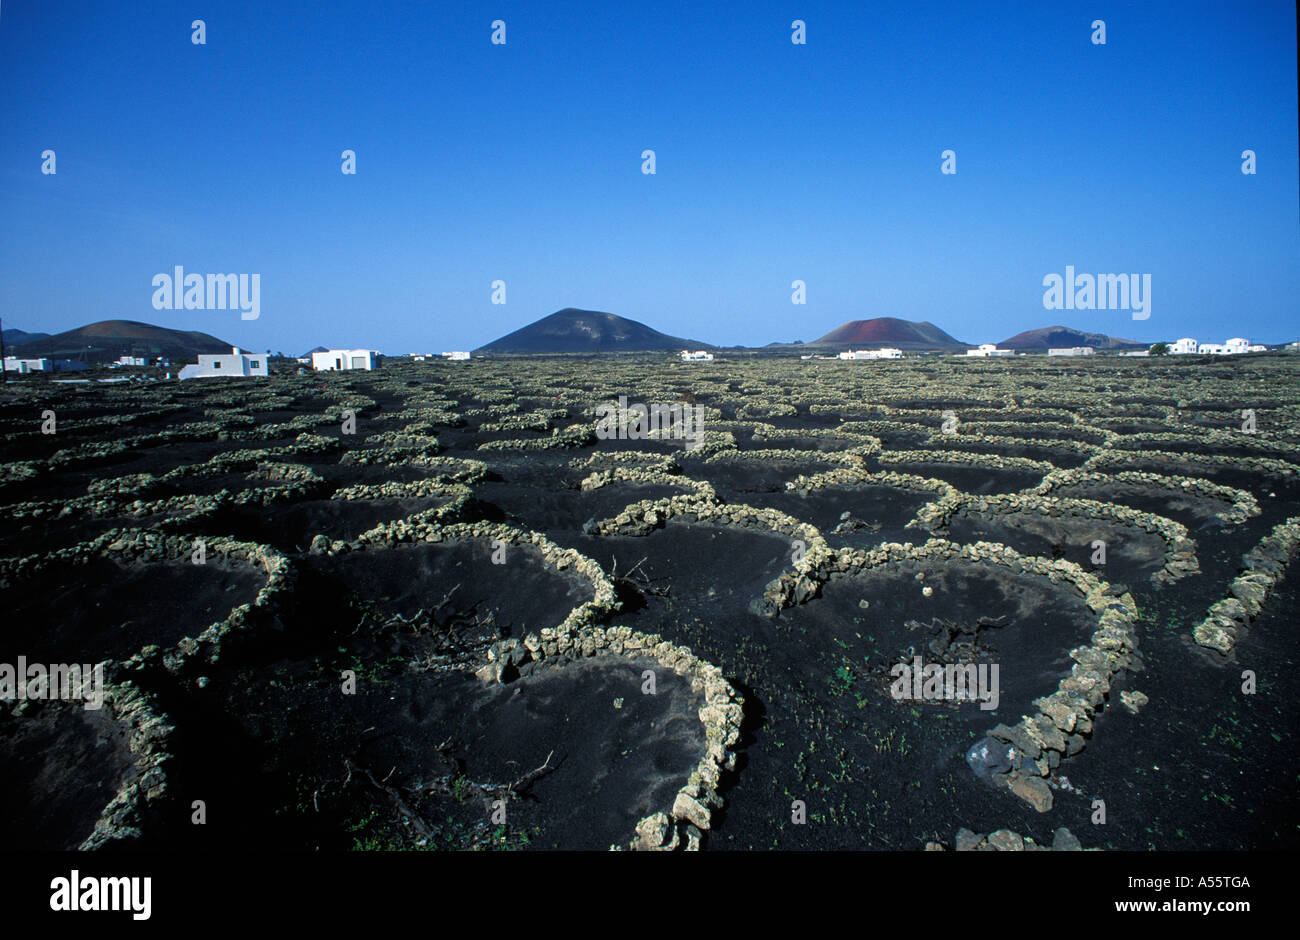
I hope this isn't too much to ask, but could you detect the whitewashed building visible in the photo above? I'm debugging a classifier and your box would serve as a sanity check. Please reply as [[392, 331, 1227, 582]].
[[966, 344, 1013, 357], [680, 350, 714, 361], [1048, 347, 1095, 357], [111, 355, 147, 367], [312, 349, 378, 371], [3, 357, 50, 373], [440, 351, 470, 360], [839, 348, 903, 360], [1197, 337, 1266, 355], [178, 347, 268, 381], [2, 357, 88, 373], [1170, 338, 1198, 354]]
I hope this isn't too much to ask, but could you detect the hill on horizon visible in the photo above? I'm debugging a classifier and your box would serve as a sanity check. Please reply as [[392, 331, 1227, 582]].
[[8, 319, 236, 363], [3, 328, 52, 347], [474, 308, 709, 355], [811, 317, 968, 350], [1000, 325, 1144, 350]]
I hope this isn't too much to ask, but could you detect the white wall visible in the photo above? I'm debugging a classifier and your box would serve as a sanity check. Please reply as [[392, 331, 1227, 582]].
[[179, 351, 267, 380], [312, 349, 375, 371]]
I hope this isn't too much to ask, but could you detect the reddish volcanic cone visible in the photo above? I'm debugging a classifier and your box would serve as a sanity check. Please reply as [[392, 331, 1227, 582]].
[[813, 318, 967, 350]]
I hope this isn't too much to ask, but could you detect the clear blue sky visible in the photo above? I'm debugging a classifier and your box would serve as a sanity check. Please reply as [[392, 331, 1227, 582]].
[[1, 0, 1296, 353]]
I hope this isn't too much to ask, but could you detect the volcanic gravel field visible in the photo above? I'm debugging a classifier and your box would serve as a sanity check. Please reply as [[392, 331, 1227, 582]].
[[2, 353, 1298, 852]]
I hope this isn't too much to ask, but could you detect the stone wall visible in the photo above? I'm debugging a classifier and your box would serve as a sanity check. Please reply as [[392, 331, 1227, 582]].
[[1193, 516, 1300, 654]]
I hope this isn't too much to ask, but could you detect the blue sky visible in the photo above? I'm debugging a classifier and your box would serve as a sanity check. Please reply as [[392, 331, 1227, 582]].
[[1, 0, 1296, 353]]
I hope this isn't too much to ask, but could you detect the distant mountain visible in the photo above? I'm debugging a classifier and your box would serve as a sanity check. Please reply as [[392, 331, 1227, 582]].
[[812, 318, 968, 350], [474, 308, 708, 355], [8, 319, 235, 363], [3, 328, 51, 346], [300, 346, 329, 358], [1000, 325, 1144, 350]]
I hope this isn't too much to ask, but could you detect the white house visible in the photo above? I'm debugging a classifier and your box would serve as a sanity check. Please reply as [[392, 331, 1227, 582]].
[[3, 357, 50, 373], [440, 351, 470, 361], [111, 355, 147, 367], [311, 349, 378, 371], [839, 348, 903, 360], [1121, 350, 1150, 357], [2, 356, 86, 373], [178, 347, 268, 380], [966, 344, 1013, 357], [1170, 337, 1198, 354], [1048, 347, 1095, 357], [680, 350, 714, 361], [1197, 337, 1266, 355]]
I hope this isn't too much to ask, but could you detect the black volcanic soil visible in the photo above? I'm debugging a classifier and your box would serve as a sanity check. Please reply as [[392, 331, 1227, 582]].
[[473, 480, 685, 545], [945, 511, 1167, 580], [299, 540, 589, 640], [1051, 482, 1238, 528], [872, 461, 1046, 495], [1, 558, 264, 664], [2, 354, 1298, 851], [0, 702, 139, 850], [739, 485, 934, 549], [168, 653, 706, 851], [682, 457, 842, 500], [204, 496, 454, 552]]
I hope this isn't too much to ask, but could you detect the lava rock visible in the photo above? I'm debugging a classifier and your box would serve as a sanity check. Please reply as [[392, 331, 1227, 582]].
[[966, 736, 1014, 780]]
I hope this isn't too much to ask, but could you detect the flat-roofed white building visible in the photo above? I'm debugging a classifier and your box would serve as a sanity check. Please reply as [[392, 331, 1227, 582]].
[[3, 357, 86, 373], [3, 357, 51, 373], [312, 349, 378, 371], [839, 348, 903, 360], [1170, 338, 1198, 354], [178, 347, 268, 380], [1048, 347, 1095, 356], [680, 350, 714, 361], [440, 351, 470, 361], [966, 344, 1013, 357], [1197, 337, 1266, 355], [112, 355, 147, 367]]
